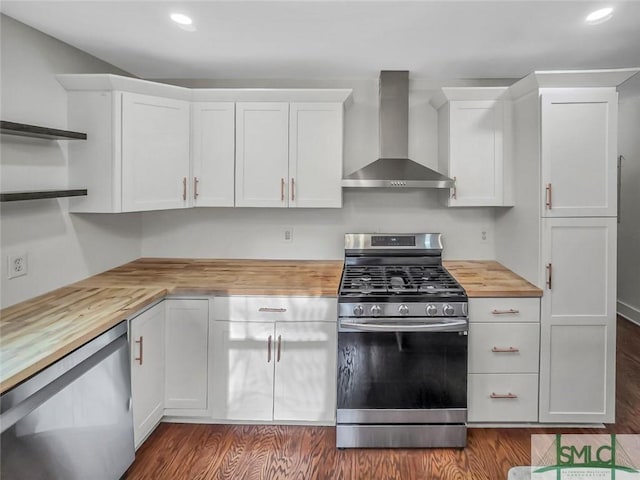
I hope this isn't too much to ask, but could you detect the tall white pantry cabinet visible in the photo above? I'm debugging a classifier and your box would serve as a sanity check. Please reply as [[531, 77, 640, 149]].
[[496, 69, 639, 424]]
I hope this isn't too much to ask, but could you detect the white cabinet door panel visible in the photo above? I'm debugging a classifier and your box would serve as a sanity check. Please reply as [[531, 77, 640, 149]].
[[164, 299, 209, 412], [449, 100, 504, 206], [541, 90, 618, 217], [289, 103, 343, 208], [212, 322, 275, 421], [235, 102, 289, 207], [191, 102, 235, 207], [539, 217, 616, 423], [121, 92, 190, 212], [130, 302, 165, 449], [273, 322, 337, 423]]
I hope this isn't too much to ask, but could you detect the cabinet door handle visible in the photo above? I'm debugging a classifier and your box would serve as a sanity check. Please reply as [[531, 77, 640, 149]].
[[135, 336, 143, 365], [545, 183, 552, 209], [491, 346, 520, 353], [491, 309, 520, 315], [277, 335, 282, 362], [194, 177, 199, 200], [291, 178, 295, 202], [451, 176, 457, 199], [182, 177, 187, 201], [267, 335, 272, 363], [546, 263, 553, 290], [490, 392, 518, 399], [258, 307, 287, 313], [281, 178, 285, 202]]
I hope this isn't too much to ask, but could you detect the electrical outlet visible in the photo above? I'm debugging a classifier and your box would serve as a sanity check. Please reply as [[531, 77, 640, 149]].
[[8, 253, 28, 279], [283, 228, 293, 243], [480, 229, 489, 244]]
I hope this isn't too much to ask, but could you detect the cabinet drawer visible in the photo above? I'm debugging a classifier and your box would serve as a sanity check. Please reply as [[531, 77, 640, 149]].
[[469, 323, 539, 373], [469, 297, 540, 323], [468, 373, 538, 422], [213, 296, 337, 322]]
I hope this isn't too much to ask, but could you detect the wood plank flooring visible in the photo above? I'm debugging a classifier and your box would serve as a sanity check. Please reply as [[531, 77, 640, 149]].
[[125, 317, 640, 480]]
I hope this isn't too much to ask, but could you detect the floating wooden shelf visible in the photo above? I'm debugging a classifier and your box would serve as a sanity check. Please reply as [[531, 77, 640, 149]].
[[0, 121, 87, 140], [0, 189, 88, 202]]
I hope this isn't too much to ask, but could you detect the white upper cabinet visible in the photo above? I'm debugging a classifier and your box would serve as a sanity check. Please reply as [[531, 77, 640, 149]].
[[191, 102, 236, 207], [432, 88, 512, 207], [235, 102, 290, 207], [235, 102, 344, 208], [58, 74, 351, 213], [289, 103, 343, 208], [540, 89, 618, 217], [122, 93, 191, 212]]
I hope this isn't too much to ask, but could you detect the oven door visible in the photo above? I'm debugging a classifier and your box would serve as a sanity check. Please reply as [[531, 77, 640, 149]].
[[337, 318, 468, 425]]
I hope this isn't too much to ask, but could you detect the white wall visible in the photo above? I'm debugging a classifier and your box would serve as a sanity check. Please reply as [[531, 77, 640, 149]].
[[0, 15, 142, 308], [617, 75, 640, 324], [141, 77, 499, 260]]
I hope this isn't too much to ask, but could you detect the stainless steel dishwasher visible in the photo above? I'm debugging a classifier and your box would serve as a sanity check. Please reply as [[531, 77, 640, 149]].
[[1, 320, 135, 479]]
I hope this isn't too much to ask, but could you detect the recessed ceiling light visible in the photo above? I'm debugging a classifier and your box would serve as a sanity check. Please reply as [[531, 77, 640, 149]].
[[170, 13, 193, 26], [585, 7, 613, 25]]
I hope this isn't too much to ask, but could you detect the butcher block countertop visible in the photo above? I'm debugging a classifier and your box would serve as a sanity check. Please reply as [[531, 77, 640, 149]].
[[0, 258, 539, 394], [444, 260, 542, 298]]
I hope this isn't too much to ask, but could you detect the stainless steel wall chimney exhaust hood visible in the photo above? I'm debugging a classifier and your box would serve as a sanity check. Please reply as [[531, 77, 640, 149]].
[[342, 71, 454, 188]]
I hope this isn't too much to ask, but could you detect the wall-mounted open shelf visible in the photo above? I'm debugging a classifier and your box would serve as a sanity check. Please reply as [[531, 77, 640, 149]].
[[0, 189, 88, 203], [1, 121, 87, 140]]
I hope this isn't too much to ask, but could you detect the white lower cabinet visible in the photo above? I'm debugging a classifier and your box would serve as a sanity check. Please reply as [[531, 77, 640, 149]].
[[467, 297, 540, 423], [164, 299, 210, 415], [129, 301, 165, 449], [212, 296, 337, 424]]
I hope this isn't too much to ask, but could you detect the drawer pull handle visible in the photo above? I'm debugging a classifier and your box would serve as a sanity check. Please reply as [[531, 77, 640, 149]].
[[491, 309, 520, 315], [492, 346, 520, 353], [135, 336, 144, 365], [258, 307, 287, 313], [490, 392, 518, 399]]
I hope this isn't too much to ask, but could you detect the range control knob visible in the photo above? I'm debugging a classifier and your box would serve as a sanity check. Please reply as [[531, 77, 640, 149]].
[[443, 304, 455, 316], [425, 304, 438, 316], [398, 304, 409, 315], [370, 305, 382, 317], [353, 304, 364, 317]]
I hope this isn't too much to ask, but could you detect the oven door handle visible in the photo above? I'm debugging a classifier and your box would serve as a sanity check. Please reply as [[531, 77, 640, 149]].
[[339, 319, 468, 333]]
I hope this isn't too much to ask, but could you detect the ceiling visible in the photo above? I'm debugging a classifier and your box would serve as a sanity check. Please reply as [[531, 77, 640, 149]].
[[2, 1, 640, 82]]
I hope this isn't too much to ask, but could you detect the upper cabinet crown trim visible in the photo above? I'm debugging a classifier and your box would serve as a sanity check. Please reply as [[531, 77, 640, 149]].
[[430, 87, 509, 110], [57, 74, 353, 104], [508, 68, 640, 100]]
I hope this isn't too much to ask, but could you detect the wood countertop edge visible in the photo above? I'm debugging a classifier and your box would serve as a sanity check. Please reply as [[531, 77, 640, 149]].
[[0, 288, 167, 394]]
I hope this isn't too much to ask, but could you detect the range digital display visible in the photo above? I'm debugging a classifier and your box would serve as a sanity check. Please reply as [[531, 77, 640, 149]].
[[371, 235, 415, 247]]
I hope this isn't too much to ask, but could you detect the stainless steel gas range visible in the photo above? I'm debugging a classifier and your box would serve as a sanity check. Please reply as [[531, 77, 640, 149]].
[[336, 233, 468, 448]]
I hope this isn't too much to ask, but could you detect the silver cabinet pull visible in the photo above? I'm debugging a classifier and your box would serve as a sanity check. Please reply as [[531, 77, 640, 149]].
[[546, 263, 553, 290], [545, 183, 552, 209], [281, 178, 285, 202], [451, 176, 457, 199], [291, 177, 295, 202], [194, 177, 199, 200], [135, 336, 143, 365], [491, 309, 520, 315], [267, 335, 272, 363], [182, 177, 187, 201], [277, 335, 282, 362], [490, 392, 518, 399], [491, 346, 520, 353], [258, 307, 287, 313]]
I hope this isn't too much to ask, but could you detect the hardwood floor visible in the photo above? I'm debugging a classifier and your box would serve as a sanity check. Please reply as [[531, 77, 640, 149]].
[[125, 317, 640, 480]]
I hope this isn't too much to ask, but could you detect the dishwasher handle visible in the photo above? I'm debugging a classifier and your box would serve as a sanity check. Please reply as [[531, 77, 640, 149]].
[[0, 334, 128, 434]]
